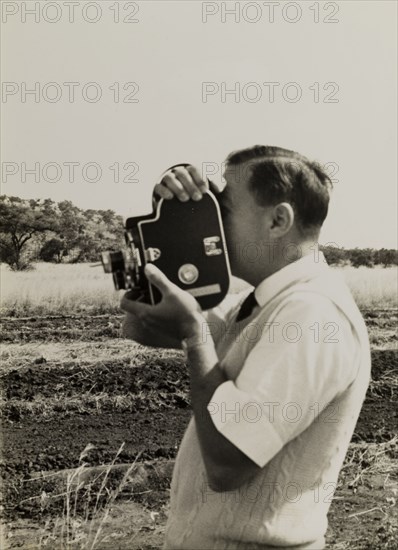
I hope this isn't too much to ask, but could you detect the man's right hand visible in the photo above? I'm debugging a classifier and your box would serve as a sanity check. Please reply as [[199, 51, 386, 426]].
[[153, 164, 220, 202]]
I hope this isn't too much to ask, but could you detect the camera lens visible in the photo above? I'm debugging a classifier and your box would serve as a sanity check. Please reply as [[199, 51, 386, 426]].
[[112, 271, 126, 290], [101, 251, 125, 273]]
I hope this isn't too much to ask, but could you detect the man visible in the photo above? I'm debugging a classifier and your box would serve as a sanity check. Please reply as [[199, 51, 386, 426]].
[[121, 145, 371, 549]]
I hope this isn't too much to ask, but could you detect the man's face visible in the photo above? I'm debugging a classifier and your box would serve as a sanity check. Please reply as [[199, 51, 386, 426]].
[[218, 161, 273, 282]]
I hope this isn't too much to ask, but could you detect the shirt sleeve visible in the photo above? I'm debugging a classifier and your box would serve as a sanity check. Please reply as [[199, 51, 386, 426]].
[[207, 294, 359, 467]]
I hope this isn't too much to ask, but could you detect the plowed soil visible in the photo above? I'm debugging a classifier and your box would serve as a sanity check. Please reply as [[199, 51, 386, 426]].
[[1, 309, 397, 548]]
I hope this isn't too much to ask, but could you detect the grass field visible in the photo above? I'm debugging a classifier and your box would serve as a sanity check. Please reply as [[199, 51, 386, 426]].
[[1, 262, 397, 548], [1, 262, 397, 316], [0, 263, 121, 317]]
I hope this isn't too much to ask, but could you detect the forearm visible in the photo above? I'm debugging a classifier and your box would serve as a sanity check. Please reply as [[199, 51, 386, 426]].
[[184, 326, 260, 491]]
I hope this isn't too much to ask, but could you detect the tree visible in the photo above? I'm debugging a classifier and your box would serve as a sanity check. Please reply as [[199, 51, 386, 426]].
[[70, 210, 124, 262], [39, 238, 65, 263], [349, 248, 374, 268], [321, 245, 347, 266], [0, 196, 59, 270], [375, 248, 398, 267], [57, 200, 86, 259]]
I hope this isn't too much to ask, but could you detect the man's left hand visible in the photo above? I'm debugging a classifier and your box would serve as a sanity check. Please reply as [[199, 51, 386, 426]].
[[120, 263, 206, 342]]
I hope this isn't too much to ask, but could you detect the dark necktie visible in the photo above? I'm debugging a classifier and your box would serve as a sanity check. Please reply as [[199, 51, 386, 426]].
[[235, 291, 258, 322]]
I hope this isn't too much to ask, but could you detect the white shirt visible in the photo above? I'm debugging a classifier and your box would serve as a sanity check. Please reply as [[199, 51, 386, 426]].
[[164, 253, 371, 550]]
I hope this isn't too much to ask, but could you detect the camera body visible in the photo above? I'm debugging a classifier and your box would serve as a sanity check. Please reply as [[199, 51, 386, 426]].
[[101, 182, 231, 310]]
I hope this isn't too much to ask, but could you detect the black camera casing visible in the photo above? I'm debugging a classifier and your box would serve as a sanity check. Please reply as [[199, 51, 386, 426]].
[[103, 188, 231, 311]]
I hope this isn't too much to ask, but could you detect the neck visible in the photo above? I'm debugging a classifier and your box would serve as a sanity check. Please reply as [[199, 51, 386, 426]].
[[239, 239, 317, 287]]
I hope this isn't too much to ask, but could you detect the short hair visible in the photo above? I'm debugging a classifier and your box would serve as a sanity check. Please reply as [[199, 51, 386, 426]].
[[226, 145, 333, 237]]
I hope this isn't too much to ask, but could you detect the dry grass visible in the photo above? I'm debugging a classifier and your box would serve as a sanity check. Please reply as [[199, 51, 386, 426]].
[[1, 390, 173, 419], [34, 443, 143, 549], [368, 368, 398, 400], [1, 262, 397, 317], [6, 450, 169, 550], [9, 439, 398, 550], [330, 437, 398, 549], [340, 436, 397, 488], [0, 263, 120, 316], [0, 340, 180, 375], [339, 266, 398, 309]]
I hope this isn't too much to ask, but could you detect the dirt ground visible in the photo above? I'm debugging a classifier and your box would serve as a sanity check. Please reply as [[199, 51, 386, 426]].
[[1, 309, 397, 548]]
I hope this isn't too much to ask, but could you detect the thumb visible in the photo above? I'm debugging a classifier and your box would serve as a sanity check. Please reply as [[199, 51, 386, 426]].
[[144, 263, 175, 295]]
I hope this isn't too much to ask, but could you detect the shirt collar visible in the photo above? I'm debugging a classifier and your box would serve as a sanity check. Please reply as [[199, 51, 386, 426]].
[[254, 251, 329, 308]]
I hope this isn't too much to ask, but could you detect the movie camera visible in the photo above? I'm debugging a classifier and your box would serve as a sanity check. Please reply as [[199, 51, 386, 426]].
[[101, 164, 231, 310]]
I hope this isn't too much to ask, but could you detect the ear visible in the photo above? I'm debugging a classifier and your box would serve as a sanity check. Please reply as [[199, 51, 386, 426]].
[[269, 202, 294, 237]]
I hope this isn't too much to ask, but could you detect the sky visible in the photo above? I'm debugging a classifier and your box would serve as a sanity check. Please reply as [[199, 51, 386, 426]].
[[1, 0, 397, 249]]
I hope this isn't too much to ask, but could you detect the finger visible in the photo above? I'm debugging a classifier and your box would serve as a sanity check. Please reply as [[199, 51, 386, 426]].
[[153, 183, 174, 200], [161, 173, 190, 202], [208, 177, 224, 194], [144, 263, 176, 295], [171, 167, 202, 201], [186, 165, 209, 194], [120, 293, 153, 316]]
